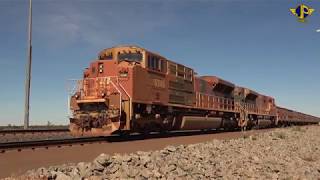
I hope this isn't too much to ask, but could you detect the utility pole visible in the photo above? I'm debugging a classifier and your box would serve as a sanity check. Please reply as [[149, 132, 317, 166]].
[[24, 0, 32, 129]]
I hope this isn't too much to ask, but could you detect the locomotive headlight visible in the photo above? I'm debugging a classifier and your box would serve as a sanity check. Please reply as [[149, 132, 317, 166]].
[[75, 94, 79, 99], [98, 63, 104, 73]]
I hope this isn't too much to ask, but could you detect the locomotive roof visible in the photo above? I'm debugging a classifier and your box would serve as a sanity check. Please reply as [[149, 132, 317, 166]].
[[98, 45, 194, 69], [98, 44, 165, 59], [200, 76, 235, 87], [236, 86, 259, 95]]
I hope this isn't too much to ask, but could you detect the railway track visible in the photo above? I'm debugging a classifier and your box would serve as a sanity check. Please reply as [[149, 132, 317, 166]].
[[0, 128, 69, 136], [0, 128, 275, 178], [1, 125, 302, 153], [0, 136, 106, 152], [0, 128, 71, 144], [0, 129, 235, 152]]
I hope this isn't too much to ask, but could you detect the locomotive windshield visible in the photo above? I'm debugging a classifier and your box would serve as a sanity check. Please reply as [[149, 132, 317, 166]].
[[118, 52, 142, 62]]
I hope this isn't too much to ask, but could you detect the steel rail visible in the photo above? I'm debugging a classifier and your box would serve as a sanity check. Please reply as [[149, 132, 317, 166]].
[[0, 128, 69, 135], [0, 136, 107, 151], [0, 129, 232, 152], [0, 126, 304, 152]]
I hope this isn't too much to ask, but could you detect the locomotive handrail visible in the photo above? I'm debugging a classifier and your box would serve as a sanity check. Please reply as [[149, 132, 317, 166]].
[[118, 83, 132, 130], [66, 79, 83, 117], [70, 76, 126, 117], [195, 92, 268, 116], [109, 79, 122, 117], [196, 92, 234, 111], [118, 84, 132, 114]]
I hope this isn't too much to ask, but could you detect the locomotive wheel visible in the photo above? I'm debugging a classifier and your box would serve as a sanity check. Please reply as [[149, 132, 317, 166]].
[[241, 126, 247, 132], [159, 130, 168, 135], [140, 122, 150, 137], [142, 129, 150, 137], [130, 119, 139, 132]]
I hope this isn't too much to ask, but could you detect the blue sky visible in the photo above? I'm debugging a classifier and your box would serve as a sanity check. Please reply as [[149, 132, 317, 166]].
[[0, 0, 319, 125]]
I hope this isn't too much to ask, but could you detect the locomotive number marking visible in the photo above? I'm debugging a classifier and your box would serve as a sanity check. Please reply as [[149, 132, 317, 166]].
[[153, 79, 166, 89]]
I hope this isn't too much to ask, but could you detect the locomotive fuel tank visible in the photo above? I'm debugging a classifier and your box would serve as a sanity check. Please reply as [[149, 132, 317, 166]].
[[180, 116, 222, 130]]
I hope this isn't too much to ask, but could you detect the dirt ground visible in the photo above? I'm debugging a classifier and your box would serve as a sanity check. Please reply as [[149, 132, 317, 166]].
[[0, 129, 269, 179], [4, 126, 320, 179]]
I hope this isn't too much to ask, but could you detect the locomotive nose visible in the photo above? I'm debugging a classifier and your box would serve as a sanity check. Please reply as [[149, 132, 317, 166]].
[[69, 114, 120, 136], [69, 100, 121, 136]]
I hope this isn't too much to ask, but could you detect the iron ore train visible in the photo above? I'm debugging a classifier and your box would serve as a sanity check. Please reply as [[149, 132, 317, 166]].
[[69, 45, 320, 136]]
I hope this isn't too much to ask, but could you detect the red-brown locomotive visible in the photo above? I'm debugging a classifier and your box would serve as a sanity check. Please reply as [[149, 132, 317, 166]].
[[69, 45, 320, 136]]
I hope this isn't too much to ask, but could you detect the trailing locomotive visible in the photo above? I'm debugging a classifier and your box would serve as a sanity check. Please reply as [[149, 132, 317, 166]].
[[69, 45, 320, 136]]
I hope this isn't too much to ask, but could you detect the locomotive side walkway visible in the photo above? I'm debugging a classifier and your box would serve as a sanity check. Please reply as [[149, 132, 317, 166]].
[[3, 125, 320, 179]]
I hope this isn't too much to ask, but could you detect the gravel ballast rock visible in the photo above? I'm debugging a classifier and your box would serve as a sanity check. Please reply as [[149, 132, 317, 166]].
[[6, 125, 320, 179]]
